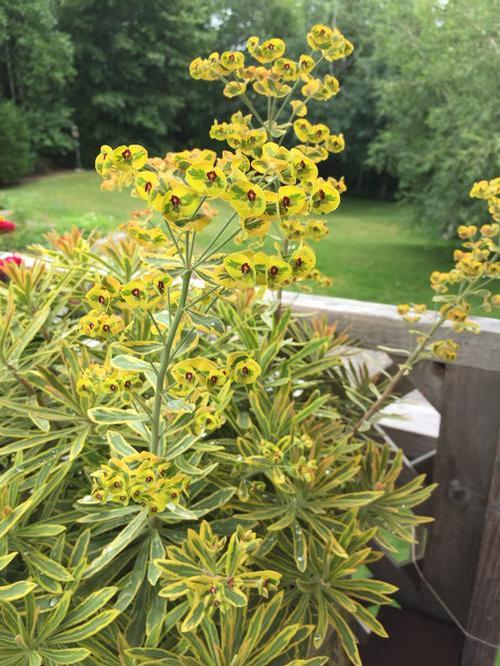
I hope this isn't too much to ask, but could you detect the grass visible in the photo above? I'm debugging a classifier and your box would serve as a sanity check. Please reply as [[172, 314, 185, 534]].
[[0, 170, 455, 307]]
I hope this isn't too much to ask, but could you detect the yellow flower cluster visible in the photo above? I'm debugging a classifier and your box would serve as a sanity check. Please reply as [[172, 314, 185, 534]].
[[171, 353, 261, 392], [91, 452, 188, 514], [80, 270, 173, 338], [470, 177, 500, 222], [97, 139, 341, 244], [396, 180, 499, 365], [189, 25, 352, 103], [167, 354, 261, 434], [429, 187, 500, 325], [396, 303, 428, 324], [430, 339, 460, 362], [214, 245, 317, 290], [77, 363, 142, 398]]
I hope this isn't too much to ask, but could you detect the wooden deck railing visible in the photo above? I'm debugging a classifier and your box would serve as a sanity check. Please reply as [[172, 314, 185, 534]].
[[282, 291, 500, 666]]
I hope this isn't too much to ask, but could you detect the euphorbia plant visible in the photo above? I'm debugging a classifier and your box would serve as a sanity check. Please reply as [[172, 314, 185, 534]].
[[0, 20, 499, 666]]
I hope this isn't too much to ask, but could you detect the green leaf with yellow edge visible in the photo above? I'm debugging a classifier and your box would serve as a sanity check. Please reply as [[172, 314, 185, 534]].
[[352, 602, 388, 638], [88, 406, 148, 425], [235, 592, 284, 664], [246, 623, 308, 666], [111, 354, 152, 372], [106, 429, 138, 457], [49, 609, 120, 643], [147, 530, 164, 586], [60, 587, 118, 629], [15, 524, 66, 538], [39, 648, 91, 664], [188, 310, 225, 334], [115, 540, 149, 612], [223, 585, 247, 607], [0, 551, 17, 571], [84, 511, 147, 579], [190, 487, 236, 517], [0, 580, 37, 601], [322, 491, 383, 510], [292, 520, 307, 572], [329, 611, 361, 666], [180, 596, 205, 633], [24, 550, 73, 582], [164, 433, 199, 460], [69, 426, 90, 460]]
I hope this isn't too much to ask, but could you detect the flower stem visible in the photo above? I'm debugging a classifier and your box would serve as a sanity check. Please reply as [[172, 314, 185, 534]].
[[150, 267, 192, 455]]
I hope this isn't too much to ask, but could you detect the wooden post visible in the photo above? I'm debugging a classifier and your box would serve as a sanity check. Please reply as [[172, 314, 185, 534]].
[[460, 432, 500, 665], [422, 366, 500, 656]]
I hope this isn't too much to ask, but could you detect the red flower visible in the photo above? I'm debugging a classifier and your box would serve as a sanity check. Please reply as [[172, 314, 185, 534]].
[[0, 219, 16, 234], [0, 255, 22, 281]]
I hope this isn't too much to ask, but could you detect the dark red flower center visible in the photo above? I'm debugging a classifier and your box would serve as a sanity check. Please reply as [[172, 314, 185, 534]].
[[157, 280, 165, 293], [98, 295, 105, 304], [284, 63, 290, 69], [185, 371, 194, 381], [103, 324, 111, 333], [132, 288, 141, 298], [269, 265, 279, 277], [281, 196, 291, 208], [206, 170, 218, 183], [109, 383, 116, 391], [170, 491, 178, 499], [145, 476, 153, 483], [247, 189, 257, 202], [122, 148, 132, 160], [318, 189, 325, 200], [241, 262, 251, 274], [124, 380, 132, 389], [227, 576, 235, 587], [295, 257, 303, 268], [210, 375, 218, 385], [170, 194, 181, 208], [242, 365, 250, 375], [144, 181, 153, 193], [229, 53, 235, 61], [268, 43, 275, 50]]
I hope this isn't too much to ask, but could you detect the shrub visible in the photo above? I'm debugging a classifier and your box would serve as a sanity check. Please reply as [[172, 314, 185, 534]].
[[0, 22, 498, 666], [0, 101, 34, 185]]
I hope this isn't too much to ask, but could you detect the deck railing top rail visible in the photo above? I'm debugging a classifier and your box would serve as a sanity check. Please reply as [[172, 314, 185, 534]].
[[281, 291, 500, 372]]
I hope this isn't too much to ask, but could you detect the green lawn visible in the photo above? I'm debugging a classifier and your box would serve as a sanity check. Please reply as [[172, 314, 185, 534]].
[[0, 170, 454, 307]]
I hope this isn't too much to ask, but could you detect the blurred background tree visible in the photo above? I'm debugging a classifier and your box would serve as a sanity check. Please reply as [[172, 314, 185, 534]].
[[366, 0, 500, 233], [58, 0, 214, 163], [0, 0, 74, 164], [0, 0, 498, 234]]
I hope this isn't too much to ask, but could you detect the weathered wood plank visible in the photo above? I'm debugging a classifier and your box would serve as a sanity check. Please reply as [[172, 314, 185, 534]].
[[460, 432, 500, 666], [421, 366, 500, 627], [282, 291, 500, 372], [406, 360, 446, 412]]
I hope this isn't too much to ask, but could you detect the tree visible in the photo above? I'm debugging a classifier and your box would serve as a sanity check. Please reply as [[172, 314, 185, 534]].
[[0, 101, 33, 184], [59, 0, 214, 164], [0, 0, 74, 157], [367, 0, 500, 234]]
